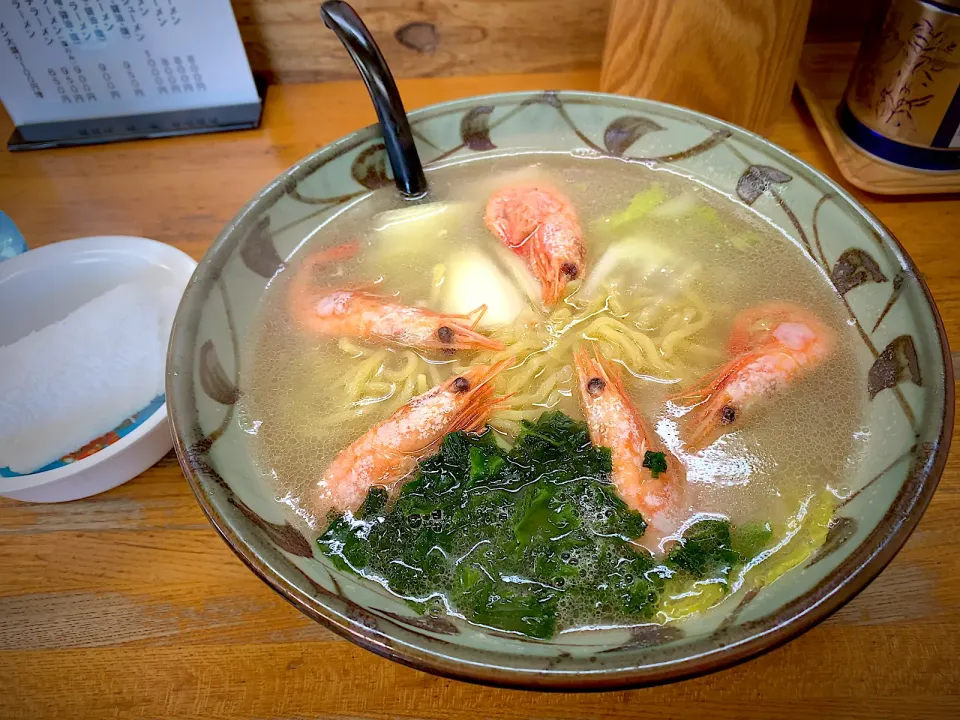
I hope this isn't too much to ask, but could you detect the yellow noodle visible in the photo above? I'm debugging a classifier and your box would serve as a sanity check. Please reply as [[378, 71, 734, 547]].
[[548, 329, 587, 361], [338, 338, 368, 357], [582, 316, 666, 371], [485, 339, 540, 367], [675, 340, 726, 361], [495, 408, 543, 421], [622, 326, 671, 369], [504, 354, 551, 392], [491, 418, 521, 435], [382, 350, 420, 382], [659, 312, 685, 338], [332, 265, 714, 432], [551, 307, 574, 324], [661, 292, 712, 358], [347, 352, 386, 399], [606, 294, 627, 316], [595, 325, 647, 369], [636, 301, 667, 329], [426, 360, 442, 386], [315, 405, 374, 427], [366, 380, 393, 395], [507, 373, 560, 408], [544, 389, 566, 408], [399, 373, 418, 403]]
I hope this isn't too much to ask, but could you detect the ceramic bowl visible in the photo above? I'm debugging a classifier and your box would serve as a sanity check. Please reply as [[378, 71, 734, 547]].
[[167, 92, 953, 690]]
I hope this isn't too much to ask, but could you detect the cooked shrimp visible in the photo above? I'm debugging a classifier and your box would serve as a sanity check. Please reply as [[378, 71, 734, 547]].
[[288, 246, 504, 352], [574, 347, 682, 525], [485, 184, 585, 305], [672, 302, 835, 451], [314, 358, 513, 515]]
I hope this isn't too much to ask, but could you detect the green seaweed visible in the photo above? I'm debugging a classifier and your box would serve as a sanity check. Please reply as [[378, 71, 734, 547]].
[[666, 519, 739, 578], [665, 517, 774, 580], [318, 411, 772, 637], [731, 521, 774, 561], [318, 412, 655, 638], [642, 450, 668, 479]]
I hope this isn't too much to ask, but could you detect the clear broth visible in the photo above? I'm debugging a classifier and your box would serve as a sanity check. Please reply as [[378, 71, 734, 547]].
[[239, 153, 867, 626]]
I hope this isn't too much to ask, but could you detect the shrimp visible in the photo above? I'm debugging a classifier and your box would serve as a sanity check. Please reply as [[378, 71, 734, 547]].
[[574, 346, 682, 526], [314, 358, 513, 516], [672, 302, 835, 451], [288, 246, 504, 352], [485, 184, 586, 305]]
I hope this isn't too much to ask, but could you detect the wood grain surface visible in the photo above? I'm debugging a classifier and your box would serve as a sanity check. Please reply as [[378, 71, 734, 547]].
[[1, 72, 959, 719], [797, 42, 960, 195], [232, 0, 611, 84], [230, 0, 874, 84], [600, 0, 813, 132]]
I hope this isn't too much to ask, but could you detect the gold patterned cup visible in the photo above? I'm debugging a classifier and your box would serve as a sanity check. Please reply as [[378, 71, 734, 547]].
[[841, 0, 960, 170]]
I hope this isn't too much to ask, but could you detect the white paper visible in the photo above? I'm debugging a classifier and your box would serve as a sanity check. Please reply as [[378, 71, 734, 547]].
[[0, 0, 258, 126]]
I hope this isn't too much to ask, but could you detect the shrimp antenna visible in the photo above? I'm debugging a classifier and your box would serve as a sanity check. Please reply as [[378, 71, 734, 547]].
[[468, 304, 489, 331]]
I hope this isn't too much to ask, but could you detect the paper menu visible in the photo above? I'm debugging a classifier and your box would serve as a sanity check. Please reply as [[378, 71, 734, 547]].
[[0, 0, 261, 147]]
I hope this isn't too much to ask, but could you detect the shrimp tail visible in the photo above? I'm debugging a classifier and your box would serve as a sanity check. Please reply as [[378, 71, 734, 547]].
[[294, 242, 361, 285], [288, 242, 361, 326], [728, 301, 826, 355], [314, 241, 361, 264]]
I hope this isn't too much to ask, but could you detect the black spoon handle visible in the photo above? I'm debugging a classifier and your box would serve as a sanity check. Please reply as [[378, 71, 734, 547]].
[[320, 1, 428, 198]]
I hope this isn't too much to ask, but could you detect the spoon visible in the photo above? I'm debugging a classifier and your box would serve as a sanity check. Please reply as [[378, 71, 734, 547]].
[[320, 1, 428, 198]]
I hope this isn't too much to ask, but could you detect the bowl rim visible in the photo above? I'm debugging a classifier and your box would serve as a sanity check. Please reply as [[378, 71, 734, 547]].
[[0, 235, 195, 495], [168, 90, 954, 691]]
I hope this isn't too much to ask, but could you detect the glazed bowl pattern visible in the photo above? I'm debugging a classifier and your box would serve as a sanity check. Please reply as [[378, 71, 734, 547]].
[[167, 92, 952, 690]]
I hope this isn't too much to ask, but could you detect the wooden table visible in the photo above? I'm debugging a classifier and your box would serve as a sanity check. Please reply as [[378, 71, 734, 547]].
[[1, 71, 958, 719]]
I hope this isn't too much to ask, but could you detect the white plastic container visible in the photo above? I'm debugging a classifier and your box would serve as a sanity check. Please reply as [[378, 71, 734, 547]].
[[0, 236, 196, 502]]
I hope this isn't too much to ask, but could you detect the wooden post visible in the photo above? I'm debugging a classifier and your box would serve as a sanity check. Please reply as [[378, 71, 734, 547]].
[[600, 0, 813, 132]]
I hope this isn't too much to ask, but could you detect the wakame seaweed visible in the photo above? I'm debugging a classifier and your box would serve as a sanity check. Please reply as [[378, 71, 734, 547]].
[[318, 411, 769, 638], [664, 519, 774, 582], [642, 450, 668, 479]]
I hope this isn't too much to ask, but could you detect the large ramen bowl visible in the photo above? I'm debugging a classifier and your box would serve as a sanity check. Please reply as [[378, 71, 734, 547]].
[[167, 92, 953, 690]]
